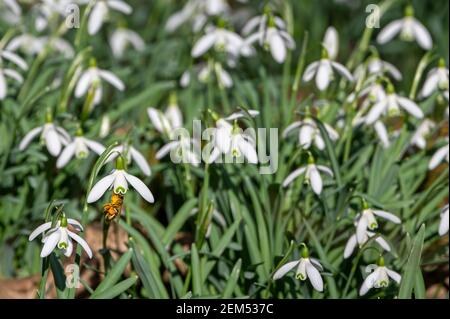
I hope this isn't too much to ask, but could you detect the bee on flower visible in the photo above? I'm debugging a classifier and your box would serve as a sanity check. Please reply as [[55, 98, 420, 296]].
[[103, 192, 124, 222]]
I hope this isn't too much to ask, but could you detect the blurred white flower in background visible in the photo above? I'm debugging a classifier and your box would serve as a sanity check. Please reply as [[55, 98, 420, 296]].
[[19, 115, 71, 157], [439, 205, 449, 236], [156, 136, 201, 166], [181, 61, 234, 89], [57, 129, 105, 169], [356, 206, 401, 245], [410, 119, 435, 150], [303, 48, 354, 91], [273, 245, 324, 292], [344, 228, 391, 259], [1, 0, 21, 25], [323, 26, 339, 60], [244, 14, 294, 63], [0, 48, 28, 100], [6, 34, 75, 58], [108, 143, 152, 177], [147, 96, 183, 138], [365, 84, 424, 125], [191, 25, 254, 59], [282, 155, 333, 195], [359, 259, 401, 296], [110, 27, 145, 59], [354, 55, 403, 82], [377, 6, 432, 50], [87, 157, 154, 203], [28, 215, 92, 259], [283, 117, 339, 151], [428, 141, 449, 170], [75, 61, 125, 106], [420, 59, 449, 98], [34, 0, 77, 32], [87, 0, 132, 35]]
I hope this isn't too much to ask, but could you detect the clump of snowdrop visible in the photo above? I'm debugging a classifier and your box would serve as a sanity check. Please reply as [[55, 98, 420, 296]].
[[428, 140, 449, 170], [7, 34, 75, 58], [108, 143, 152, 177], [110, 27, 145, 59], [365, 83, 424, 125], [439, 205, 449, 236], [87, 156, 154, 204], [283, 154, 333, 195], [57, 128, 105, 169], [355, 202, 401, 245], [206, 110, 259, 164], [273, 244, 324, 292], [303, 48, 354, 91], [243, 12, 295, 63], [87, 0, 132, 35], [420, 59, 449, 99], [75, 59, 125, 107], [0, 48, 28, 100], [19, 112, 70, 157], [377, 5, 432, 50], [359, 257, 401, 296], [283, 117, 339, 151], [147, 94, 183, 138], [191, 22, 254, 59], [29, 214, 92, 259]]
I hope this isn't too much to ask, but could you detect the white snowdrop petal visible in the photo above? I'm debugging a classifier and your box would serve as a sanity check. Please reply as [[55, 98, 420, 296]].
[[303, 62, 319, 82], [19, 127, 43, 150], [372, 210, 401, 224], [269, 31, 286, 63], [421, 73, 440, 98], [386, 269, 401, 284], [356, 217, 369, 244], [192, 33, 217, 58], [273, 261, 300, 280], [147, 108, 165, 133], [237, 137, 258, 164], [377, 20, 403, 44], [375, 236, 391, 252], [108, 0, 133, 14], [68, 231, 93, 259], [156, 141, 178, 160], [305, 261, 324, 292], [0, 72, 6, 100], [56, 142, 76, 168], [67, 219, 84, 231], [87, 174, 116, 203], [411, 19, 432, 50], [85, 139, 106, 155], [323, 26, 339, 60], [439, 209, 449, 236], [124, 172, 155, 203], [397, 97, 424, 119], [309, 166, 323, 195], [374, 121, 390, 149], [130, 147, 151, 176], [317, 165, 333, 177], [282, 167, 306, 187], [45, 128, 62, 156], [1, 50, 28, 70], [359, 270, 378, 296], [40, 231, 61, 258], [316, 61, 331, 91], [344, 234, 358, 258], [331, 62, 354, 82], [88, 2, 108, 35], [29, 222, 52, 241], [429, 145, 449, 170], [75, 71, 93, 98], [365, 100, 388, 125], [99, 70, 125, 91], [282, 121, 302, 138]]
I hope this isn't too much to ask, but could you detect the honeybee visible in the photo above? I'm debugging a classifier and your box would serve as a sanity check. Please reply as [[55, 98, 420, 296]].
[[103, 193, 124, 221]]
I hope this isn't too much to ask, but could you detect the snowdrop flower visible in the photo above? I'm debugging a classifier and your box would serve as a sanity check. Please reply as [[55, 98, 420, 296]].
[[181, 61, 234, 88], [108, 143, 151, 176], [75, 60, 125, 106], [0, 49, 28, 100], [110, 27, 145, 59], [356, 204, 401, 245], [207, 110, 259, 164], [156, 136, 201, 167], [303, 49, 354, 91], [34, 0, 75, 31], [7, 34, 74, 58], [360, 257, 401, 296], [1, 0, 21, 24], [19, 113, 70, 157], [165, 0, 230, 33], [377, 6, 432, 50], [323, 26, 339, 60], [147, 95, 183, 138], [87, 0, 132, 35], [244, 15, 295, 63], [57, 128, 105, 168], [439, 205, 449, 236], [353, 112, 392, 149], [241, 11, 287, 36], [283, 117, 339, 151], [355, 55, 402, 82], [365, 84, 424, 125], [283, 155, 333, 195], [2, 0, 21, 15], [420, 59, 449, 98], [28, 215, 92, 259], [87, 157, 154, 203], [273, 244, 324, 292], [344, 227, 391, 259], [428, 141, 449, 170], [410, 119, 435, 150], [191, 24, 254, 59]]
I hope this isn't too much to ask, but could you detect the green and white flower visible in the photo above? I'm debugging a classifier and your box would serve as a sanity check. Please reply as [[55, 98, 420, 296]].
[[360, 258, 401, 296], [87, 0, 132, 35], [356, 205, 401, 245], [439, 205, 449, 236], [420, 59, 449, 98]]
